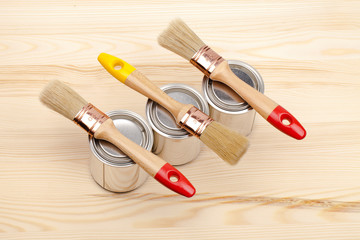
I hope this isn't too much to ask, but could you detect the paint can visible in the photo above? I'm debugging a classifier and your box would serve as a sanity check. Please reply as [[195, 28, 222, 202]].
[[202, 60, 265, 136], [89, 110, 153, 192], [146, 84, 209, 165]]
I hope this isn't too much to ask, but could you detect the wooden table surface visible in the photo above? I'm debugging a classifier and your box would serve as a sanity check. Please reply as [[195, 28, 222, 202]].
[[1, 0, 360, 239]]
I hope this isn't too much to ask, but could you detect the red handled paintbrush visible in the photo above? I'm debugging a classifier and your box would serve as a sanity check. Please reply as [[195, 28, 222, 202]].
[[39, 80, 195, 197], [158, 18, 306, 140]]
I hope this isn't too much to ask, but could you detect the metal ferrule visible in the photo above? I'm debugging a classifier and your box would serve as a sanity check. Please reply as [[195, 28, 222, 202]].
[[190, 45, 224, 77], [179, 106, 214, 138], [73, 103, 109, 136]]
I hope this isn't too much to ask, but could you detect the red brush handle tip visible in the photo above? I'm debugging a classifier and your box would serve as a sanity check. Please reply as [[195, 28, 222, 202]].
[[154, 163, 196, 198], [267, 105, 306, 140]]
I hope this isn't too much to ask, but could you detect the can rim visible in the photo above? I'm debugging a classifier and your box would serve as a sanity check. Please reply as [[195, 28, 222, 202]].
[[89, 110, 154, 167], [146, 83, 209, 139], [202, 60, 265, 114]]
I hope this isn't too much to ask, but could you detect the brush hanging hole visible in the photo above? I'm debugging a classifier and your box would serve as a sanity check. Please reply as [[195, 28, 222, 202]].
[[114, 64, 122, 70], [282, 117, 291, 126], [169, 174, 179, 182]]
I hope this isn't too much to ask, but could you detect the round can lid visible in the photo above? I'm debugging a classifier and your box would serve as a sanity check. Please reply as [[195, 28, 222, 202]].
[[146, 84, 209, 138], [89, 110, 153, 166], [203, 60, 264, 113]]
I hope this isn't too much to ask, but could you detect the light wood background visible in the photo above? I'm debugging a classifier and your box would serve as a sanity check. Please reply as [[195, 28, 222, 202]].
[[1, 0, 360, 239]]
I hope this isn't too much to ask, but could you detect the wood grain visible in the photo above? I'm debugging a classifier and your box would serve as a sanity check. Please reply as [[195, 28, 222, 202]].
[[1, 0, 360, 238]]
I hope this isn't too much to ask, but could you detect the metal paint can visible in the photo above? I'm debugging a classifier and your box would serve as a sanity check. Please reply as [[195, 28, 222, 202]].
[[202, 60, 265, 136], [88, 110, 152, 192], [145, 84, 209, 166]]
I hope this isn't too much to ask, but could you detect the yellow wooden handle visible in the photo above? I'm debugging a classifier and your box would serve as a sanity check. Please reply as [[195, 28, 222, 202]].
[[98, 53, 191, 123], [97, 53, 136, 83]]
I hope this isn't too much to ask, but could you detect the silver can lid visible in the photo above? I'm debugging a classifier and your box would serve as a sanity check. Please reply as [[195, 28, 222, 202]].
[[203, 60, 264, 114], [89, 110, 153, 166], [146, 84, 209, 138]]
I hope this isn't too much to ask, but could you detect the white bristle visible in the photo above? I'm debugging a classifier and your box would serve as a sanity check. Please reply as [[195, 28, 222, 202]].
[[158, 18, 206, 61], [39, 80, 88, 120], [200, 121, 249, 165]]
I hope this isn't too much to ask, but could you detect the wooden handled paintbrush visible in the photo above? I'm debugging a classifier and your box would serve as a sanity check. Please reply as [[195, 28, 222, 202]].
[[98, 53, 249, 165], [39, 80, 195, 197], [158, 18, 306, 140]]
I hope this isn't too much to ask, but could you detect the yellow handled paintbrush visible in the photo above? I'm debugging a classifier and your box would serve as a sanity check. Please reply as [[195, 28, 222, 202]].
[[98, 53, 249, 165]]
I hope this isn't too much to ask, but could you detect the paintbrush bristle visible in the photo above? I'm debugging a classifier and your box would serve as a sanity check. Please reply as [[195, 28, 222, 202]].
[[158, 18, 206, 61], [200, 121, 249, 165], [39, 80, 87, 120]]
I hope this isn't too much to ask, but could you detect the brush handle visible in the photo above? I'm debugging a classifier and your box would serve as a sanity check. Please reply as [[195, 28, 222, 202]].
[[98, 53, 192, 123], [127, 70, 191, 121], [94, 119, 195, 197], [211, 61, 306, 140]]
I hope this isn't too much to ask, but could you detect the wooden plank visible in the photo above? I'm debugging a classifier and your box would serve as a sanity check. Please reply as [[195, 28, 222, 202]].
[[0, 0, 360, 238]]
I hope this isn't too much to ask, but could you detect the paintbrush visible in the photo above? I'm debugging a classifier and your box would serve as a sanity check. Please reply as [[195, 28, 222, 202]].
[[39, 80, 195, 197], [98, 53, 249, 165], [158, 18, 306, 140]]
